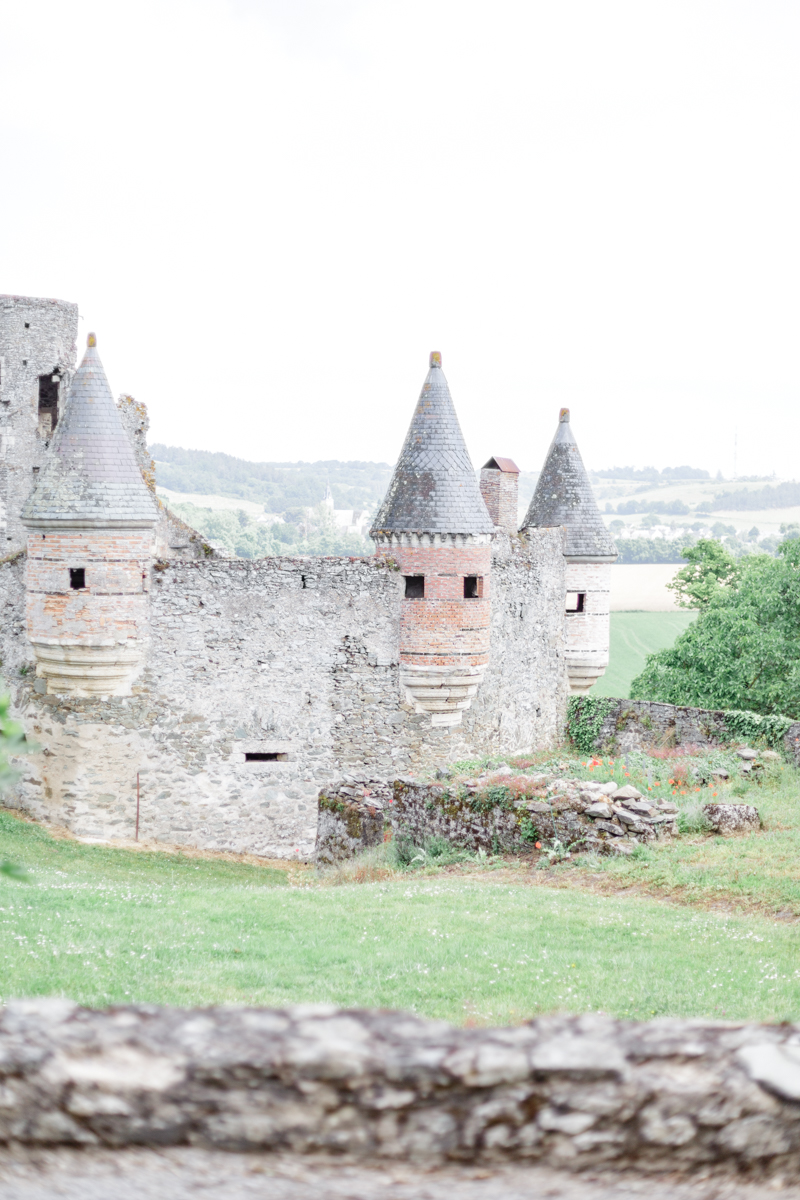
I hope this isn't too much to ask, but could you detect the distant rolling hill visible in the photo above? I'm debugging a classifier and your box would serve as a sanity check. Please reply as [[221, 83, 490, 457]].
[[151, 445, 393, 514], [151, 444, 541, 517]]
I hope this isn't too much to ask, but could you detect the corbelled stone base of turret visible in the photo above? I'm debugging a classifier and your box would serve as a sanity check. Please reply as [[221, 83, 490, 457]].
[[30, 639, 144, 696], [565, 653, 609, 695], [400, 663, 486, 726]]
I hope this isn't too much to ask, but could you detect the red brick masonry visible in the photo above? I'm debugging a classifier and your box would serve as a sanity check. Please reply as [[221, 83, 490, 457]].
[[380, 544, 491, 668]]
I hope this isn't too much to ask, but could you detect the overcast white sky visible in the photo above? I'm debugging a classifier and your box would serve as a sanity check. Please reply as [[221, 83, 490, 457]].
[[1, 0, 798, 476]]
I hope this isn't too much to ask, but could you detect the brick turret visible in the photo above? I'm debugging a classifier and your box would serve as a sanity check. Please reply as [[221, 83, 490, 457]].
[[21, 333, 158, 695], [371, 352, 494, 726], [520, 408, 617, 694]]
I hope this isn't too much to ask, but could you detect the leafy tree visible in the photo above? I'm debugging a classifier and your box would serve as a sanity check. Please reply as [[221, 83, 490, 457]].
[[632, 540, 800, 718], [163, 499, 371, 559], [613, 538, 691, 564], [666, 539, 740, 609]]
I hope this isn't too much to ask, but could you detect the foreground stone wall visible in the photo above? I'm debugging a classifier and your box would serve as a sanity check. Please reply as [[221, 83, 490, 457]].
[[5, 1000, 800, 1174]]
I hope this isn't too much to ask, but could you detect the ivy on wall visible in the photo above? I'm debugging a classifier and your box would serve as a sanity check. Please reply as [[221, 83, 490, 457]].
[[566, 696, 616, 755], [723, 710, 794, 748], [566, 696, 797, 754]]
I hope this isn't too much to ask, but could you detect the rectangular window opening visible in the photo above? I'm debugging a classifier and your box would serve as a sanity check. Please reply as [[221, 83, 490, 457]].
[[245, 752, 287, 762], [566, 591, 586, 613], [464, 575, 481, 599], [69, 568, 86, 590], [38, 373, 60, 433], [404, 575, 424, 599]]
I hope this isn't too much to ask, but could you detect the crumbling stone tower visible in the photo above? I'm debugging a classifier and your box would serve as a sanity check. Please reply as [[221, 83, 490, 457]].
[[21, 334, 158, 695], [371, 352, 495, 726], [0, 295, 78, 553], [521, 408, 617, 694]]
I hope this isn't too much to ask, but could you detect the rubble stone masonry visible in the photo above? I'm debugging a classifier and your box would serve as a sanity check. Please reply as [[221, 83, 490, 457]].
[[1, 530, 568, 858], [0, 296, 78, 553], [5, 1000, 800, 1175]]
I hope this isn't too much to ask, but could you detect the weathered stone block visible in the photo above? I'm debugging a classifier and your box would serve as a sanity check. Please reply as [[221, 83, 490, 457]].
[[703, 803, 760, 835]]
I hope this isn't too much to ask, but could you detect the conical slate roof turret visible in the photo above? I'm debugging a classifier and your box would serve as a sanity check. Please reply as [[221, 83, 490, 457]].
[[371, 352, 493, 538], [22, 333, 158, 528], [521, 408, 617, 558]]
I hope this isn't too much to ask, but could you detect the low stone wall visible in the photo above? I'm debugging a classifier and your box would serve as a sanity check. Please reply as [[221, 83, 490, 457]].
[[582, 699, 800, 765], [5, 1001, 800, 1174], [390, 775, 678, 857], [315, 782, 388, 864]]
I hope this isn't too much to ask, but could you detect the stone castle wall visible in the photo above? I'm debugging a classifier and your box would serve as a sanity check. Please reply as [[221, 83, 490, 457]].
[[116, 394, 218, 562], [581, 697, 800, 765], [0, 296, 78, 553], [1, 530, 567, 858]]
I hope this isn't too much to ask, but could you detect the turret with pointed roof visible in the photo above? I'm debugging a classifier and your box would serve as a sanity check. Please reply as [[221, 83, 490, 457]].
[[22, 333, 157, 529], [371, 352, 493, 540], [520, 408, 616, 558], [23, 333, 157, 697], [373, 353, 492, 728], [521, 408, 616, 695]]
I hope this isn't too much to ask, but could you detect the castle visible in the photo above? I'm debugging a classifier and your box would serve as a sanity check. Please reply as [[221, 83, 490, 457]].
[[0, 294, 616, 857]]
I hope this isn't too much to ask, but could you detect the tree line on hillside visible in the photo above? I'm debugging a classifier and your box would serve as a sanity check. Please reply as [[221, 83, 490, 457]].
[[164, 499, 371, 559], [606, 480, 797, 516], [612, 522, 794, 565], [705, 480, 800, 511], [593, 465, 711, 481], [151, 444, 392, 512], [615, 498, 691, 515], [631, 537, 800, 720]]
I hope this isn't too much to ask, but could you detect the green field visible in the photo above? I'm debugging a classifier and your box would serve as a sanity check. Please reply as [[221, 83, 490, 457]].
[[592, 610, 697, 698], [4, 766, 800, 1024]]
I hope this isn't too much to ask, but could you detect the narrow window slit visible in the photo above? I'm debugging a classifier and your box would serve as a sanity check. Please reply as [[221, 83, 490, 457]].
[[69, 568, 85, 590], [245, 752, 287, 762], [464, 575, 481, 599], [566, 592, 586, 613], [38, 372, 60, 433]]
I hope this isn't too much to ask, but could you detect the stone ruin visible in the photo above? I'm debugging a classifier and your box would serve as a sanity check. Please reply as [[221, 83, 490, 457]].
[[0, 294, 618, 859]]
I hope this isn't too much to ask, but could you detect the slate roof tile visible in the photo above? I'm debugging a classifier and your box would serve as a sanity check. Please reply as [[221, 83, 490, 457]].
[[22, 334, 157, 526], [371, 353, 493, 537], [521, 408, 617, 559]]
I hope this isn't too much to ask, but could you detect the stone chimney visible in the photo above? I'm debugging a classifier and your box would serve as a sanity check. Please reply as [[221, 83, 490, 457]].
[[480, 456, 520, 533]]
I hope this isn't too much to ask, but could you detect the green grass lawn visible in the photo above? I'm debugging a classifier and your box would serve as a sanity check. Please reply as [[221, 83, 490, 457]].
[[3, 806, 800, 1025], [592, 610, 697, 697], [570, 754, 800, 917]]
